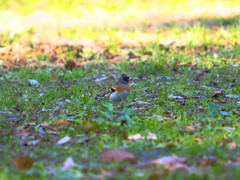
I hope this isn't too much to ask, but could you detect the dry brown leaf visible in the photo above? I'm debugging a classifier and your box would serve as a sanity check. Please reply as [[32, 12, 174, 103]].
[[152, 155, 186, 165], [13, 156, 34, 170], [56, 120, 70, 126], [186, 125, 196, 132], [51, 76, 57, 81], [152, 155, 194, 172], [195, 137, 203, 143], [101, 149, 135, 162], [19, 128, 31, 137], [47, 125, 58, 132], [164, 163, 191, 171]]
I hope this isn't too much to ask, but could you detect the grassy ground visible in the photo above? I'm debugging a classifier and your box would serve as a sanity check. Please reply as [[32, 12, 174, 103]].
[[0, 0, 240, 179]]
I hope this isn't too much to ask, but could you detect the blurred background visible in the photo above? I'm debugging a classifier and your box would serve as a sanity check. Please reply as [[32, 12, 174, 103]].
[[1, 0, 239, 33], [0, 0, 239, 55]]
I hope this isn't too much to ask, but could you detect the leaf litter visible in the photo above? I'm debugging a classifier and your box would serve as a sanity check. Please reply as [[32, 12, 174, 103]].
[[57, 136, 71, 145], [61, 157, 77, 171], [101, 149, 136, 162]]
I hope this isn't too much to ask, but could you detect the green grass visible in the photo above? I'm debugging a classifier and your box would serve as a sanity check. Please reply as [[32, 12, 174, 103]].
[[0, 46, 239, 179]]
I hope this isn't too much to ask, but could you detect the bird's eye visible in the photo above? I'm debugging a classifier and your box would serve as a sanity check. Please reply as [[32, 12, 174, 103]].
[[111, 88, 116, 92], [123, 77, 129, 81]]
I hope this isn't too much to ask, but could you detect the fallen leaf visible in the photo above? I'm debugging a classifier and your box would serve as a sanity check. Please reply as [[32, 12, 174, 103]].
[[101, 149, 135, 162], [168, 94, 185, 102], [28, 79, 39, 86], [186, 125, 196, 132], [62, 157, 77, 171], [13, 156, 34, 170], [128, 132, 157, 141], [128, 134, 144, 140], [128, 101, 152, 106], [225, 94, 239, 99], [150, 114, 171, 121], [164, 163, 191, 171], [198, 156, 218, 166], [19, 128, 31, 137], [57, 136, 71, 145], [227, 142, 237, 149], [195, 137, 203, 143], [221, 127, 236, 133], [56, 120, 70, 126], [152, 155, 186, 165], [146, 132, 157, 140], [92, 76, 108, 82], [152, 155, 194, 172], [47, 125, 58, 132], [51, 76, 57, 81]]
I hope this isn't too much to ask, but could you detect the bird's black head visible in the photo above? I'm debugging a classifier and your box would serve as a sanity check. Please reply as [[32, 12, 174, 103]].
[[120, 74, 129, 82]]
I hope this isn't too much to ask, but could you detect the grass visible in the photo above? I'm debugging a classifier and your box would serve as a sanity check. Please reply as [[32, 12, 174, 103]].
[[1, 48, 239, 179], [0, 0, 240, 179]]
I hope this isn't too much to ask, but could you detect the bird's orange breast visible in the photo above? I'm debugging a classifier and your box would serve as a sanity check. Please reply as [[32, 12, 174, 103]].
[[111, 85, 130, 92]]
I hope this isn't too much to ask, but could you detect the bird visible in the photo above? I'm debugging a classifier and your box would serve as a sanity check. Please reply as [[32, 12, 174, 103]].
[[109, 74, 130, 102]]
